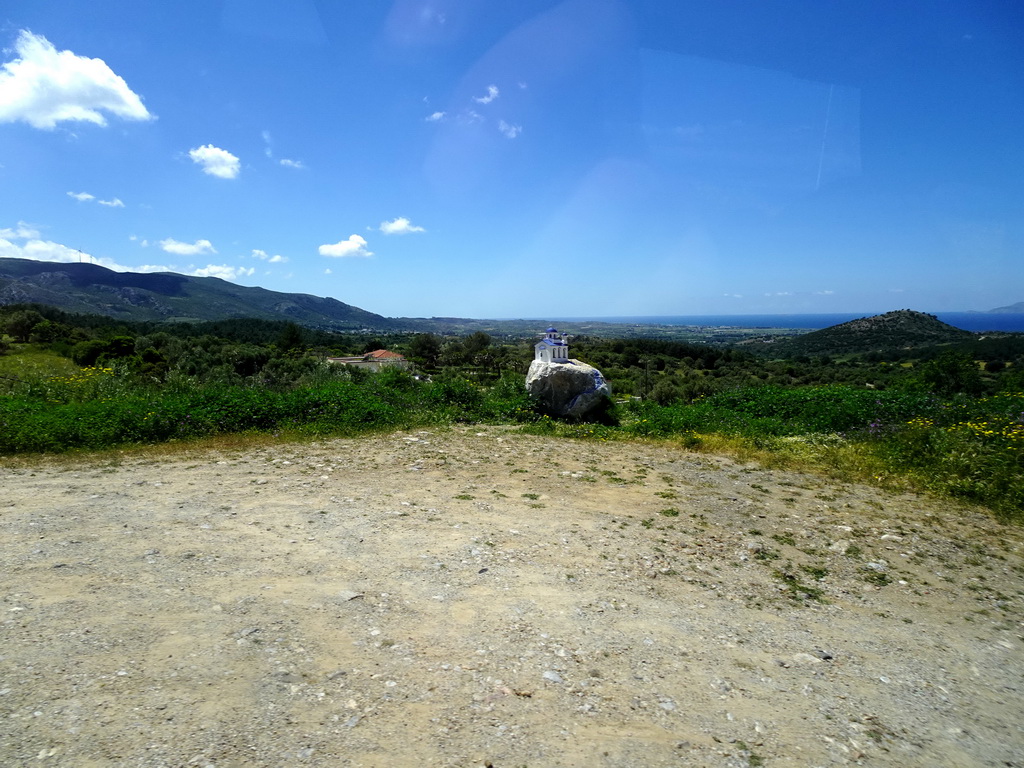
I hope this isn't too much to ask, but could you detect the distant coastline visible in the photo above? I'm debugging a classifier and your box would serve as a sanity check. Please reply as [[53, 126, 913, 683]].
[[534, 313, 1024, 334]]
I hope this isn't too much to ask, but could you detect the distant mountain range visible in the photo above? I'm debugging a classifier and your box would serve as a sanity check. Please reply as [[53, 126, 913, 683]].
[[0, 257, 393, 330], [989, 301, 1024, 313], [2, 258, 1021, 336]]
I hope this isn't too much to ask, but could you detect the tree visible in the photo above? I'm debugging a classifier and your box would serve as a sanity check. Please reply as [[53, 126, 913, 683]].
[[650, 377, 682, 405], [361, 337, 385, 354], [276, 322, 305, 353], [408, 333, 442, 368], [4, 310, 44, 343], [438, 340, 469, 368], [463, 331, 492, 356], [71, 339, 109, 367], [906, 351, 983, 396], [29, 319, 68, 344]]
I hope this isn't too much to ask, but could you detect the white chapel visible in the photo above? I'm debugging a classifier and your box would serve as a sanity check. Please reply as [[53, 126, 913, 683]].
[[534, 327, 570, 363]]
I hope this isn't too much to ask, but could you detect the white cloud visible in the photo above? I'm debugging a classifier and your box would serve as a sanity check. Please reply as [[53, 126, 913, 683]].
[[159, 237, 216, 256], [474, 84, 499, 104], [815, 290, 835, 295], [251, 248, 288, 263], [188, 144, 240, 179], [379, 217, 425, 235], [498, 120, 522, 139], [0, 224, 136, 272], [0, 30, 153, 129], [0, 221, 40, 239], [324, 268, 332, 275], [189, 264, 255, 280], [97, 197, 124, 207], [425, 111, 445, 122], [1, 235, 83, 263], [67, 191, 95, 202], [1, 223, 255, 282], [279, 158, 304, 169], [262, 129, 273, 158], [319, 234, 372, 258]]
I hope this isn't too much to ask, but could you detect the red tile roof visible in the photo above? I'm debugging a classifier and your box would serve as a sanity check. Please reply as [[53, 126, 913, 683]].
[[367, 349, 405, 360]]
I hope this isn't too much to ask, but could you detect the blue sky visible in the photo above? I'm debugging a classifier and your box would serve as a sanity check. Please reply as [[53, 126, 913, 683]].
[[1, 0, 1021, 318]]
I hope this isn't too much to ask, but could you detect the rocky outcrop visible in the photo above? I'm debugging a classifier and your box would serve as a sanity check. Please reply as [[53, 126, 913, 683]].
[[526, 359, 612, 419]]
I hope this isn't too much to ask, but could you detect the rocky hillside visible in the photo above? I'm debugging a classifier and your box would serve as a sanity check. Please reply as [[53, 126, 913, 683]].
[[0, 257, 393, 329], [783, 309, 975, 355]]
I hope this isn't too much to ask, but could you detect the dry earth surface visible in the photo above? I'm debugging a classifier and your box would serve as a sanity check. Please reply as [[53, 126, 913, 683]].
[[2, 426, 1023, 767]]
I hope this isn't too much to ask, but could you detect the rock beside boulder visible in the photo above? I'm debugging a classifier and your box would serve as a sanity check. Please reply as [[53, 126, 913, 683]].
[[526, 359, 612, 419]]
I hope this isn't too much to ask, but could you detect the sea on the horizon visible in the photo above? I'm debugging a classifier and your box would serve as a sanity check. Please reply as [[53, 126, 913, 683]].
[[551, 313, 1024, 333]]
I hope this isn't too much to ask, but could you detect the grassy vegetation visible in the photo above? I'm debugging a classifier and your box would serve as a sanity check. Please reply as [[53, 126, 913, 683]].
[[4, 353, 1020, 520], [0, 364, 539, 454], [2, 304, 1023, 522]]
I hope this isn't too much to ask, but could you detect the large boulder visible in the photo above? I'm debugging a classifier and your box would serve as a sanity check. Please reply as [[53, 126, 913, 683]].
[[526, 359, 612, 419]]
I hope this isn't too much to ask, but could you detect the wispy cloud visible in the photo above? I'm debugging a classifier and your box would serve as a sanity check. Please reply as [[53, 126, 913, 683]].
[[379, 217, 425, 235], [188, 144, 240, 179], [68, 191, 124, 207], [0, 30, 153, 129], [262, 130, 303, 168], [497, 120, 522, 139], [319, 235, 372, 258], [159, 238, 216, 256], [474, 84, 499, 104], [425, 111, 446, 122]]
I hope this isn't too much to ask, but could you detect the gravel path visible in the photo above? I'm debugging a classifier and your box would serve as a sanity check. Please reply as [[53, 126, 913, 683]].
[[2, 427, 1022, 767]]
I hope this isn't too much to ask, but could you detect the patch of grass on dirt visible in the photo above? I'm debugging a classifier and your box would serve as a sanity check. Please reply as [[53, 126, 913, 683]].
[[772, 570, 826, 603]]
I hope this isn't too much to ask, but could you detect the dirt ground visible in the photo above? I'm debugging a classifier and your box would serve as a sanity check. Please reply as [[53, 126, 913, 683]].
[[2, 426, 1022, 767]]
